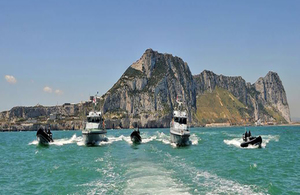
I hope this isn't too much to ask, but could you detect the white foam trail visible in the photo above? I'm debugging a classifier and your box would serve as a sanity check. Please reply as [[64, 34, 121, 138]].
[[124, 133, 164, 145], [29, 134, 81, 146], [106, 135, 131, 145], [223, 138, 260, 149], [103, 133, 158, 145], [76, 141, 85, 146], [223, 138, 244, 148], [28, 140, 38, 145], [190, 133, 200, 145], [224, 134, 280, 149], [141, 135, 157, 143], [50, 134, 80, 146], [156, 132, 172, 145], [124, 162, 191, 195], [79, 155, 121, 194], [29, 131, 202, 147], [120, 135, 132, 144], [196, 170, 265, 195], [155, 132, 200, 147], [157, 149, 267, 195], [78, 135, 129, 146], [141, 131, 176, 147]]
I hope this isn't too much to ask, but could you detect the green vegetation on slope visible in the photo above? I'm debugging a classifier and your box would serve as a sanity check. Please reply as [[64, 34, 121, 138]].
[[124, 67, 144, 78], [145, 58, 168, 89], [257, 103, 287, 124], [265, 106, 287, 124], [195, 87, 252, 125]]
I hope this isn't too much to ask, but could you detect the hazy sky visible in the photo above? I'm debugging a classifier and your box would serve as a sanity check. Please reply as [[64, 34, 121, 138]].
[[1, 1, 300, 120]]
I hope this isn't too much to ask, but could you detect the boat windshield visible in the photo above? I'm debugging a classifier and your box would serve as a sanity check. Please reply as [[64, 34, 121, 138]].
[[174, 117, 187, 124], [87, 117, 101, 123]]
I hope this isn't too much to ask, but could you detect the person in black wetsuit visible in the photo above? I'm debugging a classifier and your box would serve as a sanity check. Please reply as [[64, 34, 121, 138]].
[[248, 131, 251, 137], [47, 127, 53, 140]]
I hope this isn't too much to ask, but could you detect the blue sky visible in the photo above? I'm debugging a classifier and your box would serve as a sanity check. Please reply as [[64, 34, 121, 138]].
[[1, 1, 300, 120]]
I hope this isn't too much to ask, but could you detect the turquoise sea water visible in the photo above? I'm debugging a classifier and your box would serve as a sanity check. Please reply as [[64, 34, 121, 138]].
[[0, 126, 299, 194]]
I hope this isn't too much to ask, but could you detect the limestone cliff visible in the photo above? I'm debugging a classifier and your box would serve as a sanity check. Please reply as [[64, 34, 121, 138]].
[[193, 70, 291, 125], [254, 71, 291, 123], [100, 49, 196, 128], [193, 70, 249, 105]]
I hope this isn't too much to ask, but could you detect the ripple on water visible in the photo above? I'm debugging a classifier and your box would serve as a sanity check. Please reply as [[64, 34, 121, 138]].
[[150, 146, 268, 195]]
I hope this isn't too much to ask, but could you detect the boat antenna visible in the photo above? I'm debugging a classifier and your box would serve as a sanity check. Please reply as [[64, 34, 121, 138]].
[[93, 92, 98, 112], [176, 95, 183, 110]]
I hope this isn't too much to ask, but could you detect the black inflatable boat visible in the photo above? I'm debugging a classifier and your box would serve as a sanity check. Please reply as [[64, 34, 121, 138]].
[[240, 131, 262, 148], [36, 128, 53, 145], [130, 128, 142, 144]]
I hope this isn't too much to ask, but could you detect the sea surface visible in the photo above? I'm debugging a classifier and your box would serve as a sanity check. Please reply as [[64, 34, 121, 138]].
[[0, 126, 299, 194]]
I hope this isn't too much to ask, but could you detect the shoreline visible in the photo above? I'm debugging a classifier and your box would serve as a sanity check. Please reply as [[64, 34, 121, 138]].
[[1, 123, 299, 132]]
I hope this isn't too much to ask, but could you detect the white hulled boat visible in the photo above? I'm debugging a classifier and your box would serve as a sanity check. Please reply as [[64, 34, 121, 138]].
[[170, 96, 190, 146], [82, 111, 107, 145], [82, 94, 107, 146]]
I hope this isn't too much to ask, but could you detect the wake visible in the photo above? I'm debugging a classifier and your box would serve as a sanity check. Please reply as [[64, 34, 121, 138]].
[[28, 131, 201, 147], [224, 134, 279, 149], [151, 147, 267, 195], [145, 131, 200, 147], [28, 134, 80, 146]]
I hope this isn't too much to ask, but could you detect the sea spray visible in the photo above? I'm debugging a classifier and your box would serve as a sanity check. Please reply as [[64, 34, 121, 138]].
[[50, 134, 80, 146], [29, 133, 80, 146], [224, 134, 280, 149], [190, 133, 200, 145]]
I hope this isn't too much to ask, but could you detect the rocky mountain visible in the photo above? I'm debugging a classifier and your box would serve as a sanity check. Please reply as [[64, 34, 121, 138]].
[[100, 49, 290, 127], [193, 70, 291, 125], [0, 49, 291, 130], [100, 49, 196, 128], [193, 70, 249, 105], [254, 71, 291, 123]]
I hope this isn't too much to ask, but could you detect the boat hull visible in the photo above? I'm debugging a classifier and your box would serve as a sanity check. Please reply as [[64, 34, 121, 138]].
[[131, 136, 141, 144], [240, 136, 262, 148], [170, 132, 190, 146], [37, 135, 51, 145], [82, 130, 107, 146], [36, 129, 53, 145], [130, 131, 142, 144]]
